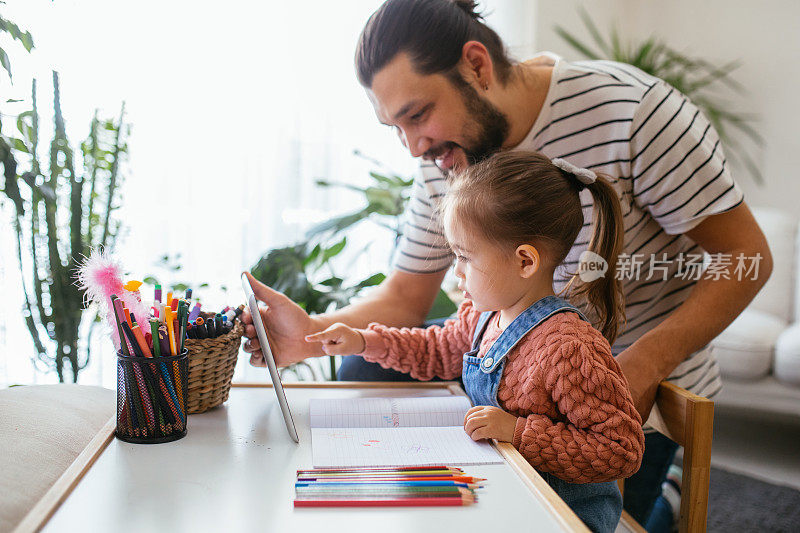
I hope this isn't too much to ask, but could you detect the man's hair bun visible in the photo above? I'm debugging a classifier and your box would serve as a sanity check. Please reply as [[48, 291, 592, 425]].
[[452, 0, 483, 21]]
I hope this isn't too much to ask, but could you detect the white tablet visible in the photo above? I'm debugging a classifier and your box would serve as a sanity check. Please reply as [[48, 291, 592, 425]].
[[241, 273, 299, 443]]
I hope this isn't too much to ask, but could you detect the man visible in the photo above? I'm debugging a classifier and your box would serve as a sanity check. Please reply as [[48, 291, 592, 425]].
[[242, 0, 771, 528]]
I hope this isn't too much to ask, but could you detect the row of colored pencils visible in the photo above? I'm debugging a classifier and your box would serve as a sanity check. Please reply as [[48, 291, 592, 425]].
[[112, 292, 189, 439], [294, 466, 485, 507]]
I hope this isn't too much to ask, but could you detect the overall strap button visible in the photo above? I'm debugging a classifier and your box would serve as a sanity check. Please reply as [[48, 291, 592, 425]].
[[483, 357, 494, 368]]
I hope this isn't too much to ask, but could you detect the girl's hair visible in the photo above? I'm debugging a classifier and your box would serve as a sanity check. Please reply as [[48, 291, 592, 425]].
[[441, 151, 626, 344], [355, 0, 514, 88]]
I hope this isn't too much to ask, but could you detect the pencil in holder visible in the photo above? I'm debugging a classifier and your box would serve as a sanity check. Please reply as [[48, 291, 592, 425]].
[[116, 349, 188, 444]]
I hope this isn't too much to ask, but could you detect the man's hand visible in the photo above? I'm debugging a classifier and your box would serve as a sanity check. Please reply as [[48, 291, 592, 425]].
[[463, 406, 518, 442], [305, 323, 366, 356], [615, 343, 663, 421], [241, 272, 323, 367]]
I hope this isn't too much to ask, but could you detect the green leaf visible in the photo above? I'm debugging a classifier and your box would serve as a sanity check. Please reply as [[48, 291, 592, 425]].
[[365, 187, 404, 216], [172, 283, 188, 292], [554, 27, 600, 60], [632, 39, 656, 69], [356, 272, 386, 288], [369, 171, 396, 186], [304, 243, 322, 268], [0, 46, 11, 79], [11, 137, 28, 153], [319, 277, 344, 287], [305, 209, 370, 239], [578, 6, 611, 56], [199, 282, 209, 288], [426, 289, 458, 321], [143, 276, 159, 285], [0, 17, 35, 51], [322, 237, 347, 262]]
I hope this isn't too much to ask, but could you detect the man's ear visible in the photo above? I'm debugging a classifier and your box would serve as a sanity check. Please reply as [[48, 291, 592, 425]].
[[516, 244, 540, 278], [459, 40, 494, 89]]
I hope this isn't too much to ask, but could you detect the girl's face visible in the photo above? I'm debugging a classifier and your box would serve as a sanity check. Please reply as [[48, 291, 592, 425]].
[[444, 217, 528, 313]]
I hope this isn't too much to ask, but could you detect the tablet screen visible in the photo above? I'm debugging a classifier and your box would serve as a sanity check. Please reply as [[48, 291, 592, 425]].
[[241, 273, 299, 443]]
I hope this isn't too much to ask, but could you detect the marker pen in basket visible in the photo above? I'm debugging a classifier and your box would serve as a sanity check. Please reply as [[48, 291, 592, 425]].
[[206, 314, 217, 338], [155, 284, 162, 304], [188, 302, 202, 322], [187, 322, 197, 339], [214, 313, 224, 336], [194, 317, 208, 339], [185, 288, 192, 305]]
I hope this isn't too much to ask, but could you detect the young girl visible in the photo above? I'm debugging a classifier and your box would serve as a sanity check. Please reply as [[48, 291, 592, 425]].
[[305, 151, 644, 533]]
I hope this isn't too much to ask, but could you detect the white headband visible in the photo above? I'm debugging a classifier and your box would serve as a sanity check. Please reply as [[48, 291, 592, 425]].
[[551, 158, 597, 186]]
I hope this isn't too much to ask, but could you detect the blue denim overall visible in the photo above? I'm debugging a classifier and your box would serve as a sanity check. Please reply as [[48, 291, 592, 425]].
[[462, 295, 622, 533]]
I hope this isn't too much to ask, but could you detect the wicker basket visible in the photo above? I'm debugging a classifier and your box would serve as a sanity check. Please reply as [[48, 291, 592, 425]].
[[184, 315, 244, 414]]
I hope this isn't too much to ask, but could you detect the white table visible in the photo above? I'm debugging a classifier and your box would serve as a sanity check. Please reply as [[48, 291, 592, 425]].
[[28, 383, 587, 532]]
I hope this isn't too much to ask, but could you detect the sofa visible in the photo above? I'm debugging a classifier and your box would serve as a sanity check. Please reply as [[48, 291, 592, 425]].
[[709, 207, 800, 418], [0, 384, 114, 532]]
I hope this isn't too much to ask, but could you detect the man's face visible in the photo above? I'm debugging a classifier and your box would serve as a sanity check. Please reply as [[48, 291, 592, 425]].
[[367, 53, 509, 175]]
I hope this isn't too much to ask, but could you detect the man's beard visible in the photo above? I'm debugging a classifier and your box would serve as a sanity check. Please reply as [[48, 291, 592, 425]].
[[457, 80, 510, 166], [425, 74, 510, 176]]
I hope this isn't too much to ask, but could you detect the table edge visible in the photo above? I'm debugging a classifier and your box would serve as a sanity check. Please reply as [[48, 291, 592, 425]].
[[443, 383, 588, 533], [26, 381, 588, 533]]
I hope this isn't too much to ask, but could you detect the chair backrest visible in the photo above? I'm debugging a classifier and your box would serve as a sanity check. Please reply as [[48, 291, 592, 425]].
[[620, 381, 715, 533]]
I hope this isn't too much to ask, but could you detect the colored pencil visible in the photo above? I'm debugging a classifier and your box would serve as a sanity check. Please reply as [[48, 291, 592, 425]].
[[295, 481, 483, 488], [297, 466, 462, 474], [297, 476, 485, 483], [294, 496, 474, 507]]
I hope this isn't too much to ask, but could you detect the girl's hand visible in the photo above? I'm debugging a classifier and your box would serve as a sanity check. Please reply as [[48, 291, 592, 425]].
[[305, 323, 366, 355], [463, 406, 518, 442]]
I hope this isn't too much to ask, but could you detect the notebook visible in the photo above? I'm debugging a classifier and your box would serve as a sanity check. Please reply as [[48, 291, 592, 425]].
[[309, 396, 503, 468]]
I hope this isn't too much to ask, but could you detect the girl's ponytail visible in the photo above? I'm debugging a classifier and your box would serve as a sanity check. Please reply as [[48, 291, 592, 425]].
[[571, 175, 626, 344], [444, 151, 626, 344]]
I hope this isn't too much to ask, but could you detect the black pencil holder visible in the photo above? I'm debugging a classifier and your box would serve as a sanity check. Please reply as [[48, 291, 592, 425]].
[[116, 349, 189, 444]]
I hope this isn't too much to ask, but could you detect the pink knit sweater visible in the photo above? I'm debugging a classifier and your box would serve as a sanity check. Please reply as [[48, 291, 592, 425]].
[[359, 300, 644, 483]]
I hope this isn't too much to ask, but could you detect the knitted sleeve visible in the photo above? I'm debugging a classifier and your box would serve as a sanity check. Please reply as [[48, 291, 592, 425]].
[[357, 300, 480, 381], [512, 326, 645, 483]]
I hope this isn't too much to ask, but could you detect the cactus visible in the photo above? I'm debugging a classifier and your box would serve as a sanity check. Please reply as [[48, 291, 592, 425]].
[[1, 73, 130, 382]]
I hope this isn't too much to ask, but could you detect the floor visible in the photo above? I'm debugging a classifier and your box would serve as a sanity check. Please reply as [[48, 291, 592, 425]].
[[693, 405, 800, 490]]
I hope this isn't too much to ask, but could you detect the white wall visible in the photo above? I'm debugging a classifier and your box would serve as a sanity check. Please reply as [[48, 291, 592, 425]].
[[528, 0, 800, 217]]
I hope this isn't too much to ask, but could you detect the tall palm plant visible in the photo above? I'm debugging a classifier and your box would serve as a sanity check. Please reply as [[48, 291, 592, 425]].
[[555, 8, 763, 184]]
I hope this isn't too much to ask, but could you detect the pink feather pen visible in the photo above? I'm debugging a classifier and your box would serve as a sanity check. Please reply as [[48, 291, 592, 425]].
[[76, 248, 149, 350]]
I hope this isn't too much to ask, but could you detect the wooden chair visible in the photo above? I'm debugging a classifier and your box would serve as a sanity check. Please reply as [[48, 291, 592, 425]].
[[617, 381, 715, 533]]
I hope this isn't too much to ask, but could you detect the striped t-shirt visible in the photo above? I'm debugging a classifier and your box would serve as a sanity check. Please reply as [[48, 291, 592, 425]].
[[393, 54, 744, 400]]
